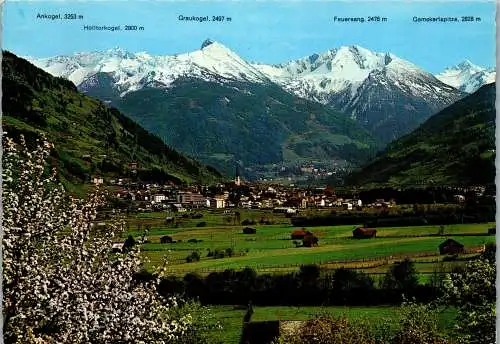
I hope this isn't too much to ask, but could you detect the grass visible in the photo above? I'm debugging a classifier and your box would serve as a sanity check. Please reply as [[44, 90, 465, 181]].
[[205, 305, 457, 344], [160, 236, 486, 274], [125, 210, 495, 275], [123, 210, 482, 343]]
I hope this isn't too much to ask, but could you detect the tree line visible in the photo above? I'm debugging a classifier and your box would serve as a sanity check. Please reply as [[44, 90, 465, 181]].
[[133, 258, 466, 307], [292, 203, 495, 227]]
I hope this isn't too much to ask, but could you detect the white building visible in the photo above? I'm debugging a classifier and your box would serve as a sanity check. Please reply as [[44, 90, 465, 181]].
[[152, 194, 166, 203], [176, 192, 206, 206], [210, 196, 226, 208], [92, 176, 104, 185], [343, 202, 353, 210]]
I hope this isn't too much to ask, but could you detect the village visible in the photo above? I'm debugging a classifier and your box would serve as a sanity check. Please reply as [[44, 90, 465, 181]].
[[91, 171, 491, 215], [94, 173, 396, 213]]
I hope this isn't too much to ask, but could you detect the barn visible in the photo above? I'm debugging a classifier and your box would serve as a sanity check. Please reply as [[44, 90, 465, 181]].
[[439, 239, 464, 255], [352, 227, 377, 239], [291, 229, 308, 240], [302, 233, 319, 247], [243, 227, 257, 234]]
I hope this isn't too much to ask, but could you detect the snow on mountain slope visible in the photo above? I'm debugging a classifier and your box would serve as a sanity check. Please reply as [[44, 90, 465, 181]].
[[29, 41, 462, 104], [28, 39, 270, 96], [252, 45, 457, 106], [436, 60, 495, 93], [252, 45, 463, 143], [28, 41, 465, 143], [254, 46, 374, 102]]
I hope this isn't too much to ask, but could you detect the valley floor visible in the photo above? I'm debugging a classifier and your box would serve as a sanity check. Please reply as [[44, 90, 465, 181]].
[[122, 209, 495, 276]]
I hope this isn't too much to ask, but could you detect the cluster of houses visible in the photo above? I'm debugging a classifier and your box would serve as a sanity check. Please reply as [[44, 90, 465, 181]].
[[93, 176, 391, 212], [93, 173, 490, 214]]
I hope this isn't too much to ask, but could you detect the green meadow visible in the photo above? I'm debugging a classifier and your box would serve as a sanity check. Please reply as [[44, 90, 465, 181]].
[[205, 305, 457, 344], [123, 210, 495, 275]]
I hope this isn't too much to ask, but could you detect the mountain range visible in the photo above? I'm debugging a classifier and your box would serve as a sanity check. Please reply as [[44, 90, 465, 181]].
[[346, 82, 496, 188], [2, 51, 222, 194], [254, 45, 469, 143], [436, 60, 495, 94], [26, 40, 495, 179]]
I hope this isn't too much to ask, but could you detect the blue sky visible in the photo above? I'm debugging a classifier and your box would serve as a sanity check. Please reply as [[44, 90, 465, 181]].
[[4, 1, 496, 73]]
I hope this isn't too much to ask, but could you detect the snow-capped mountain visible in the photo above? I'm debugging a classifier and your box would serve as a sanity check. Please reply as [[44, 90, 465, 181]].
[[28, 39, 271, 97], [435, 60, 495, 93], [254, 45, 465, 142], [253, 45, 460, 109], [28, 40, 465, 143], [253, 45, 395, 102]]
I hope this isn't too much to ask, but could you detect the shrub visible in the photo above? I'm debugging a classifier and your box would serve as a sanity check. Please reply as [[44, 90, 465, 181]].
[[480, 242, 495, 262], [442, 259, 496, 343], [186, 251, 201, 263], [274, 316, 375, 344], [214, 250, 225, 259], [196, 221, 207, 227], [242, 219, 256, 226], [392, 301, 451, 344], [381, 258, 419, 292], [160, 235, 173, 244]]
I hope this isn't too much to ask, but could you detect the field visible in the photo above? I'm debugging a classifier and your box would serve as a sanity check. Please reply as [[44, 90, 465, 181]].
[[122, 209, 495, 276], [204, 305, 457, 344]]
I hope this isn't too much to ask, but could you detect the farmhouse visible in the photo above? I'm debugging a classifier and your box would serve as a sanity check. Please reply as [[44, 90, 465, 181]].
[[439, 239, 464, 255], [352, 227, 377, 239], [291, 229, 308, 240], [302, 232, 319, 247], [242, 227, 257, 234]]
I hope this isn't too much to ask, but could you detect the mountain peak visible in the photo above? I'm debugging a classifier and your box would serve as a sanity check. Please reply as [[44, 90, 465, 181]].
[[104, 47, 134, 59], [449, 60, 484, 73], [436, 60, 495, 93], [457, 59, 475, 69], [201, 39, 215, 49]]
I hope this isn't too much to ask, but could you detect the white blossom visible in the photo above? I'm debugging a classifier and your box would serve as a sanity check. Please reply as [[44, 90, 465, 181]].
[[3, 136, 191, 343]]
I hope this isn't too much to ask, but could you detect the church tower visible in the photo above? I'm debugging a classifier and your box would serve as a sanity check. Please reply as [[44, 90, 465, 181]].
[[235, 165, 241, 186]]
